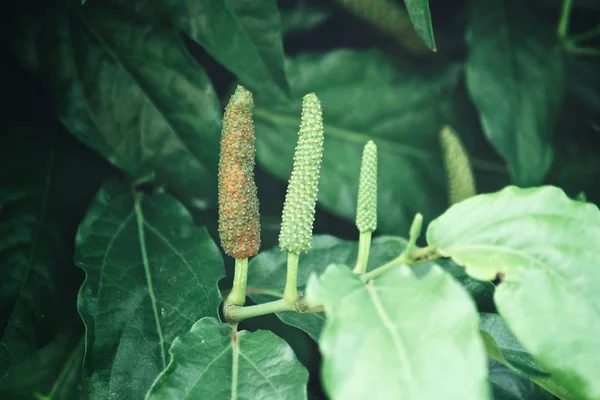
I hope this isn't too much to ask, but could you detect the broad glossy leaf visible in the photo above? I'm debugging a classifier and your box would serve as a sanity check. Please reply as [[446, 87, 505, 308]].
[[305, 264, 490, 399], [40, 2, 221, 205], [247, 234, 493, 340], [254, 50, 463, 233], [113, 0, 289, 100], [488, 359, 553, 400], [146, 317, 308, 399], [403, 0, 436, 51], [0, 122, 112, 376], [427, 186, 600, 399], [465, 0, 563, 185], [76, 180, 224, 399]]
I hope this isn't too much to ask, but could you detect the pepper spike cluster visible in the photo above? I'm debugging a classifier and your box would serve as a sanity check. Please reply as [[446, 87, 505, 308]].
[[279, 93, 325, 254], [440, 125, 476, 205], [356, 140, 378, 233], [218, 85, 261, 259]]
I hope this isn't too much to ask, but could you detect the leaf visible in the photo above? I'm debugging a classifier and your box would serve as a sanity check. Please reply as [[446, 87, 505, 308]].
[[280, 0, 333, 34], [488, 359, 553, 400], [0, 117, 114, 376], [0, 327, 83, 400], [427, 186, 600, 399], [305, 264, 490, 400], [247, 234, 493, 340], [254, 50, 463, 233], [465, 0, 564, 186], [403, 0, 436, 51], [146, 317, 308, 399], [479, 313, 546, 378], [39, 2, 221, 205], [75, 180, 224, 399], [112, 0, 289, 100]]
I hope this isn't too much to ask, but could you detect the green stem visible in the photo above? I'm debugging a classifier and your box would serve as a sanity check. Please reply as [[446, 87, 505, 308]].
[[224, 297, 323, 323], [404, 213, 423, 256], [558, 0, 573, 38], [362, 253, 408, 281], [353, 231, 372, 274], [283, 253, 300, 304], [361, 245, 440, 282], [565, 44, 600, 56], [225, 258, 249, 306], [569, 24, 600, 43]]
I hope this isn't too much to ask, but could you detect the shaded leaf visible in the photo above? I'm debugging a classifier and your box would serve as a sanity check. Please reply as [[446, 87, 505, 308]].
[[76, 180, 224, 399], [488, 359, 553, 400], [305, 264, 490, 400], [146, 317, 308, 399], [280, 0, 333, 34], [465, 0, 563, 185], [427, 186, 600, 399], [39, 2, 221, 206], [247, 234, 493, 340], [403, 0, 436, 51], [254, 50, 463, 233]]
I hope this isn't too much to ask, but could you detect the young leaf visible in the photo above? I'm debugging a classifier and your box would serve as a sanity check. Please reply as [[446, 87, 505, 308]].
[[465, 0, 563, 186], [247, 235, 493, 340], [254, 50, 463, 233], [146, 317, 308, 399], [40, 2, 221, 206], [488, 360, 554, 400], [76, 180, 224, 399], [403, 0, 437, 51], [305, 264, 490, 399], [427, 186, 600, 399]]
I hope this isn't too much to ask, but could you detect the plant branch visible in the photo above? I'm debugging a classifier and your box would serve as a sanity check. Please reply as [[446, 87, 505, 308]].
[[569, 24, 600, 43], [283, 252, 300, 304], [224, 296, 324, 323], [558, 0, 573, 38], [361, 245, 441, 282], [225, 258, 249, 306], [353, 231, 372, 274]]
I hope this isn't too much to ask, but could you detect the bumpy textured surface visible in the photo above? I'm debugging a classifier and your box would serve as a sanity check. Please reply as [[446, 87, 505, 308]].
[[440, 125, 476, 205], [218, 86, 260, 258], [356, 140, 378, 232], [279, 93, 325, 254]]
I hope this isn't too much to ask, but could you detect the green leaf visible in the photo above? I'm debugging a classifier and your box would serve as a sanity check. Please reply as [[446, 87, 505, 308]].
[[465, 0, 564, 186], [76, 180, 224, 399], [0, 327, 83, 400], [280, 0, 333, 34], [254, 50, 463, 233], [111, 0, 289, 100], [248, 234, 492, 340], [479, 313, 546, 378], [305, 264, 490, 399], [146, 317, 308, 399], [427, 186, 600, 399], [403, 0, 436, 51], [40, 2, 221, 205], [0, 121, 113, 376], [488, 359, 553, 400]]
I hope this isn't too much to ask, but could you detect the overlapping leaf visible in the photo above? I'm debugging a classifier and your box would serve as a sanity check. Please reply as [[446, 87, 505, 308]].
[[40, 2, 221, 205], [427, 186, 600, 399], [465, 0, 563, 185], [403, 0, 436, 51], [76, 180, 224, 399], [146, 317, 308, 399], [254, 50, 463, 233], [305, 264, 490, 399]]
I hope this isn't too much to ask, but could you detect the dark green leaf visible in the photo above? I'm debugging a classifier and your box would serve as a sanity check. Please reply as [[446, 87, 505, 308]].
[[488, 359, 553, 400], [306, 264, 490, 399], [248, 234, 493, 340], [146, 317, 308, 399], [403, 0, 437, 51], [0, 327, 83, 400], [427, 186, 600, 399], [465, 0, 564, 185], [280, 0, 333, 34], [254, 50, 463, 233], [40, 2, 221, 205], [112, 0, 289, 100], [76, 180, 224, 399]]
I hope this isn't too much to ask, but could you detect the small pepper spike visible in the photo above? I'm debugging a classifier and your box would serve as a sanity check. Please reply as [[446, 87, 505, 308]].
[[218, 85, 261, 259], [279, 93, 325, 255], [356, 140, 378, 233], [440, 125, 476, 205]]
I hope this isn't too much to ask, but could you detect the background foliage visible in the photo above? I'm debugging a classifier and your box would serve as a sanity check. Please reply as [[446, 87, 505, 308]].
[[1, 0, 599, 398]]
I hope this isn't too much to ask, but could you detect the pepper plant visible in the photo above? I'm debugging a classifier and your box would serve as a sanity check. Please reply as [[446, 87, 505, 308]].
[[1, 0, 600, 399]]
